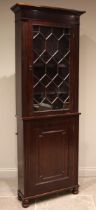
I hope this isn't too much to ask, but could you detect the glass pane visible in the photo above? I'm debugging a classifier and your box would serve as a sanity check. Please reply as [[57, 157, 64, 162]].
[[32, 25, 71, 112]]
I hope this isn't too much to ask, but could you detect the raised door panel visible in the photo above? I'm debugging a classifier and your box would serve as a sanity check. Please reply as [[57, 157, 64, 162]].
[[35, 129, 69, 184]]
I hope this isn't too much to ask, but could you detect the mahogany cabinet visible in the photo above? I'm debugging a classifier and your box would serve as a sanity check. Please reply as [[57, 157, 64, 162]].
[[11, 3, 85, 208]]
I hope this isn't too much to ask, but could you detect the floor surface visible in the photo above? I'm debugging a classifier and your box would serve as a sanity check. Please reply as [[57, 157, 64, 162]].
[[0, 177, 96, 209]]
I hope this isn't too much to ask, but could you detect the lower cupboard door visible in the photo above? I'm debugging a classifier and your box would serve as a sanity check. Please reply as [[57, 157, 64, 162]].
[[24, 118, 78, 197]]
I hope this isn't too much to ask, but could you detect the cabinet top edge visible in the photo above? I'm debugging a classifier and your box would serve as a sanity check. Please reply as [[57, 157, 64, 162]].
[[11, 3, 85, 16]]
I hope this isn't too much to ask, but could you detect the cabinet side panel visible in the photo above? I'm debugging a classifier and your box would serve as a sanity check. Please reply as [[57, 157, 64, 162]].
[[73, 116, 79, 184], [70, 24, 79, 112], [17, 119, 24, 194], [15, 20, 22, 116], [74, 24, 79, 112]]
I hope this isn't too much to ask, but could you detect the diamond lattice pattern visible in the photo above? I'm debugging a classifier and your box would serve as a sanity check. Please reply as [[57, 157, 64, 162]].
[[33, 25, 70, 112]]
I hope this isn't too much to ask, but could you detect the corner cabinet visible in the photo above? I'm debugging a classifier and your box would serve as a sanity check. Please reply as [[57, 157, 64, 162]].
[[11, 3, 85, 208]]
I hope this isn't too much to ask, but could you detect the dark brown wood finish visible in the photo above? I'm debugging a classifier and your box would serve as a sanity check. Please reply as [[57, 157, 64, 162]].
[[11, 3, 85, 208], [24, 116, 79, 196]]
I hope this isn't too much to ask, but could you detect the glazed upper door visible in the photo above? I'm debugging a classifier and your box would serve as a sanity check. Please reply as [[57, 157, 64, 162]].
[[21, 21, 79, 117], [32, 25, 71, 112]]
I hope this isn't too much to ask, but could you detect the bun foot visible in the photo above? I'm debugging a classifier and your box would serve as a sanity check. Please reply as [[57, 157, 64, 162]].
[[22, 199, 30, 208], [72, 186, 79, 194]]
